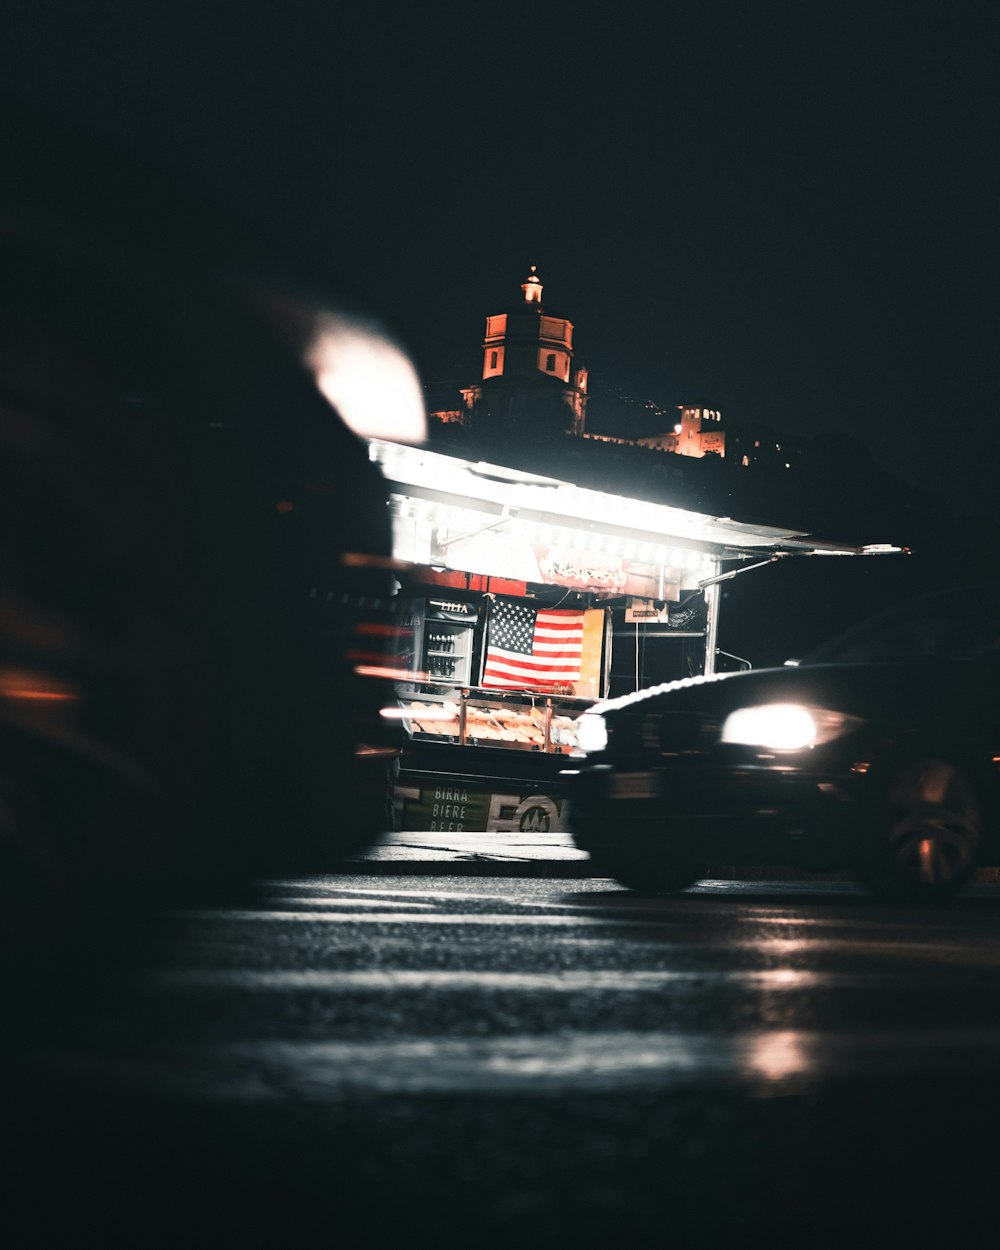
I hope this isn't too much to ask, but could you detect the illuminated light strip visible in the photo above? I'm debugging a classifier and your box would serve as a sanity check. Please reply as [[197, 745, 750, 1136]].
[[1, 689, 78, 701], [354, 665, 428, 681], [370, 442, 891, 559], [380, 706, 454, 721], [353, 623, 409, 637], [340, 552, 411, 570], [382, 452, 800, 536], [346, 649, 397, 665]]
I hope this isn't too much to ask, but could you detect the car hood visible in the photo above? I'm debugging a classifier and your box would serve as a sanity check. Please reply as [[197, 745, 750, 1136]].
[[595, 659, 981, 724]]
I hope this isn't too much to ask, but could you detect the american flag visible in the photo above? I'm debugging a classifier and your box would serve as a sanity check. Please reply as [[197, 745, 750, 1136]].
[[482, 597, 585, 690]]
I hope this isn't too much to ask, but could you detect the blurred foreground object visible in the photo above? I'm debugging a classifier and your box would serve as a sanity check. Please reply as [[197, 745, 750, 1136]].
[[0, 101, 424, 972]]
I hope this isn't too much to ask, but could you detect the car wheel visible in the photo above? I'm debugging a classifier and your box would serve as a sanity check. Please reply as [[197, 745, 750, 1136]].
[[855, 758, 982, 901], [597, 845, 703, 893], [570, 817, 703, 893]]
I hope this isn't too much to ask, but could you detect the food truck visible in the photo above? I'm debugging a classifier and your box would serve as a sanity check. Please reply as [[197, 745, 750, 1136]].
[[367, 437, 899, 835]]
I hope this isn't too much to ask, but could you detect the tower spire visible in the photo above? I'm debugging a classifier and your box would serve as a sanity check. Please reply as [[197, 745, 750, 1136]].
[[521, 264, 543, 304]]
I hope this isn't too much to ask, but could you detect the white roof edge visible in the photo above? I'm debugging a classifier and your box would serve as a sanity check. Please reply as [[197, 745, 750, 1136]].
[[369, 438, 902, 561]]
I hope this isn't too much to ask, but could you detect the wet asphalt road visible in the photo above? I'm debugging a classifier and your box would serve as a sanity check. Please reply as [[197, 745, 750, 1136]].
[[9, 873, 1000, 1248]]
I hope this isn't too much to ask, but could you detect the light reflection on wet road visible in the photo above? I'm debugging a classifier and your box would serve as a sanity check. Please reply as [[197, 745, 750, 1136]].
[[10, 874, 1000, 1247]]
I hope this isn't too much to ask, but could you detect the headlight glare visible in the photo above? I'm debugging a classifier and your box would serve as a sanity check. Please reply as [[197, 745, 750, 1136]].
[[575, 712, 608, 755], [720, 703, 862, 751]]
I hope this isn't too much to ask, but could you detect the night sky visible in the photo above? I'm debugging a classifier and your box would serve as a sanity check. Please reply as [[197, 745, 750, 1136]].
[[3, 5, 996, 520]]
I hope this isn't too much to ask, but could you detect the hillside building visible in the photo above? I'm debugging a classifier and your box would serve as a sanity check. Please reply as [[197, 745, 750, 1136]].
[[434, 267, 589, 439]]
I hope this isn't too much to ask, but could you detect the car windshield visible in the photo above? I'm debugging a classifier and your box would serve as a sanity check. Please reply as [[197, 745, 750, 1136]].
[[801, 584, 1000, 665]]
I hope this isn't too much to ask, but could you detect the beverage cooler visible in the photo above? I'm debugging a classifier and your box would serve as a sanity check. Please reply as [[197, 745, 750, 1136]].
[[404, 598, 478, 689]]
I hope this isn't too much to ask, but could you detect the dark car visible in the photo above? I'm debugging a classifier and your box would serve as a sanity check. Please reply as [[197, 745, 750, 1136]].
[[564, 583, 1000, 900], [0, 104, 420, 971]]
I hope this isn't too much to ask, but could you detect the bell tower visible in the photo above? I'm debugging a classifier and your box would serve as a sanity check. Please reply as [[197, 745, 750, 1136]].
[[463, 266, 589, 437]]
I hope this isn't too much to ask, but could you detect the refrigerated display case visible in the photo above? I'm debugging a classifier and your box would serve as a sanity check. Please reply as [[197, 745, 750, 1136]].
[[396, 598, 478, 692], [421, 599, 476, 687]]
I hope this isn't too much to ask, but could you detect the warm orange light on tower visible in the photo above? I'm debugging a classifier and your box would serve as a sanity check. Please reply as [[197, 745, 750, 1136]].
[[521, 264, 543, 303]]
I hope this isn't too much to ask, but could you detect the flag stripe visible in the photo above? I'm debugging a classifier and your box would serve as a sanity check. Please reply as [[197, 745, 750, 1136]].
[[485, 649, 581, 665], [482, 597, 585, 691], [484, 656, 581, 675]]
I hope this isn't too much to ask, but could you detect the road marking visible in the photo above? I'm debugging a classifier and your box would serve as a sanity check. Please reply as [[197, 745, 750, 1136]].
[[176, 910, 653, 926], [257, 897, 436, 910], [171, 910, 1000, 964], [150, 968, 833, 991], [267, 885, 567, 903], [133, 1026, 1000, 1099], [257, 886, 661, 913]]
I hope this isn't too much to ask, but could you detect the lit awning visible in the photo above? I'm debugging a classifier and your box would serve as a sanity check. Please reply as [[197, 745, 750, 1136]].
[[368, 439, 903, 564]]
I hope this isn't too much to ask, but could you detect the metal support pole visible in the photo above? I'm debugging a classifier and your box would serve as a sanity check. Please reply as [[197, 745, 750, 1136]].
[[603, 609, 613, 698], [703, 572, 721, 676]]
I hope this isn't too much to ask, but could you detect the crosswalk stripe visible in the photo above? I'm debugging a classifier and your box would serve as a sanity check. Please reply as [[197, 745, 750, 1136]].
[[138, 1027, 1000, 1100], [177, 910, 649, 926], [151, 968, 833, 991], [256, 897, 436, 910]]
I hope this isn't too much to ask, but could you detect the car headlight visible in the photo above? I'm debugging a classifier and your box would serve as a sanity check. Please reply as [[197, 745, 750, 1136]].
[[575, 712, 608, 755], [720, 703, 863, 751]]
